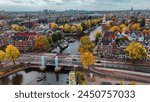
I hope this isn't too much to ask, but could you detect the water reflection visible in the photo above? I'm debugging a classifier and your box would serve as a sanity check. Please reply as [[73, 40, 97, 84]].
[[0, 77, 10, 85], [12, 74, 23, 85], [55, 73, 59, 81], [0, 67, 69, 85]]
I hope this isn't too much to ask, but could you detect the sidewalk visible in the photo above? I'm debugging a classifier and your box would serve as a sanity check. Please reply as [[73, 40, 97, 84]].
[[90, 67, 150, 83], [97, 58, 150, 67]]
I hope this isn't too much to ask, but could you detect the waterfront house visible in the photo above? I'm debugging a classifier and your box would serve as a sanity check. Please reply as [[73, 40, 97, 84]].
[[11, 31, 36, 52]]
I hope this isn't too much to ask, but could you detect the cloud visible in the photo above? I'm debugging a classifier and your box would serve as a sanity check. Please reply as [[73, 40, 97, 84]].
[[0, 0, 150, 11]]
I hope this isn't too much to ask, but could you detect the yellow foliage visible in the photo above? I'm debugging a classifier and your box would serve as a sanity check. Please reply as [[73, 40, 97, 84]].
[[5, 44, 20, 61], [80, 52, 96, 68], [34, 35, 49, 50], [59, 25, 64, 30], [11, 24, 26, 31], [0, 50, 6, 61], [110, 26, 120, 32], [84, 20, 91, 29], [124, 42, 147, 60], [128, 81, 137, 85], [71, 25, 77, 32], [120, 24, 127, 32], [131, 23, 140, 31], [106, 23, 111, 30], [143, 29, 149, 34], [94, 31, 102, 39], [51, 23, 58, 29], [79, 36, 95, 53], [91, 19, 99, 25], [63, 24, 71, 32], [77, 24, 83, 32]]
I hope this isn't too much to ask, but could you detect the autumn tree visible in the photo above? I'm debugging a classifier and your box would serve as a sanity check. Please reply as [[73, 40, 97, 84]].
[[34, 35, 50, 51], [0, 50, 6, 67], [19, 26, 26, 31], [85, 20, 91, 29], [11, 24, 26, 31], [80, 52, 96, 71], [130, 23, 140, 31], [50, 23, 58, 30], [5, 44, 20, 65], [59, 25, 64, 30], [120, 24, 127, 32], [63, 24, 71, 33], [94, 31, 102, 39], [143, 29, 149, 35], [11, 24, 20, 31], [110, 26, 120, 32], [79, 36, 95, 53], [128, 81, 137, 85], [124, 42, 147, 64], [91, 19, 98, 26], [77, 24, 83, 32], [71, 25, 77, 32]]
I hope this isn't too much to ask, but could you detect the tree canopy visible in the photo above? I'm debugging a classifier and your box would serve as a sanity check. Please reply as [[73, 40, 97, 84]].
[[5, 44, 20, 64], [124, 42, 147, 63], [0, 50, 6, 67], [79, 36, 95, 53], [34, 35, 50, 51], [80, 52, 95, 69]]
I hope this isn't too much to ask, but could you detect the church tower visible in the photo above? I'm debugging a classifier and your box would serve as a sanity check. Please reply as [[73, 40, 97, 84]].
[[102, 14, 107, 33]]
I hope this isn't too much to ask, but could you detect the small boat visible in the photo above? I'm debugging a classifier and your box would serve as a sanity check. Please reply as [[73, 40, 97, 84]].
[[68, 38, 75, 43], [37, 73, 46, 82]]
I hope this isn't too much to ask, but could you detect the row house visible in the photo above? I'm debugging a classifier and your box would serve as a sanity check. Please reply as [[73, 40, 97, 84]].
[[10, 31, 36, 52], [0, 34, 8, 48]]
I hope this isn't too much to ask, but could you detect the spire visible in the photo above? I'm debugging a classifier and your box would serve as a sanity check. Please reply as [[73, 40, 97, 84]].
[[131, 7, 133, 11], [102, 14, 106, 24]]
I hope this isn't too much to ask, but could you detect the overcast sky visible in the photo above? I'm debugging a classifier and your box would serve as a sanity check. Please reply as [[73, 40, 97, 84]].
[[0, 0, 150, 11]]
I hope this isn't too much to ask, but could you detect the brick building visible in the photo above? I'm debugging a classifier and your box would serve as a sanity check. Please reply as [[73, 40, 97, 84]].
[[11, 31, 36, 52]]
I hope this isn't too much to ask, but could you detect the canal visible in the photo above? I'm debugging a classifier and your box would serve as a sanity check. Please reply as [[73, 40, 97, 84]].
[[62, 26, 102, 55], [0, 26, 102, 85], [0, 67, 69, 85]]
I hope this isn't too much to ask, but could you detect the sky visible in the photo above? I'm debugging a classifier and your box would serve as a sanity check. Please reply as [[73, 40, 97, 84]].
[[0, 0, 150, 11]]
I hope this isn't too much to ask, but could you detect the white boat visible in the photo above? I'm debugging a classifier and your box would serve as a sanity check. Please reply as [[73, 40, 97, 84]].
[[37, 73, 46, 82]]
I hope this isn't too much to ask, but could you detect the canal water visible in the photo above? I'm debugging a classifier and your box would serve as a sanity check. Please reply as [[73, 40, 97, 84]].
[[62, 26, 102, 55], [0, 67, 69, 85], [0, 26, 101, 85]]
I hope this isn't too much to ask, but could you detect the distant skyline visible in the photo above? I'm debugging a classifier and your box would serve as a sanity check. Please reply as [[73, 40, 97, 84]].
[[0, 0, 150, 11]]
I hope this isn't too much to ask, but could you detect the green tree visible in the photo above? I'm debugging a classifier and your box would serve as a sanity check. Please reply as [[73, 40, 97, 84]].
[[47, 35, 52, 45], [52, 33, 58, 43], [140, 18, 146, 27], [56, 32, 62, 40], [81, 22, 87, 31]]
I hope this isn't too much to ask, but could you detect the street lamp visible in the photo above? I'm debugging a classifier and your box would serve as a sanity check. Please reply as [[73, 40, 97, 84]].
[[97, 40, 102, 63]]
